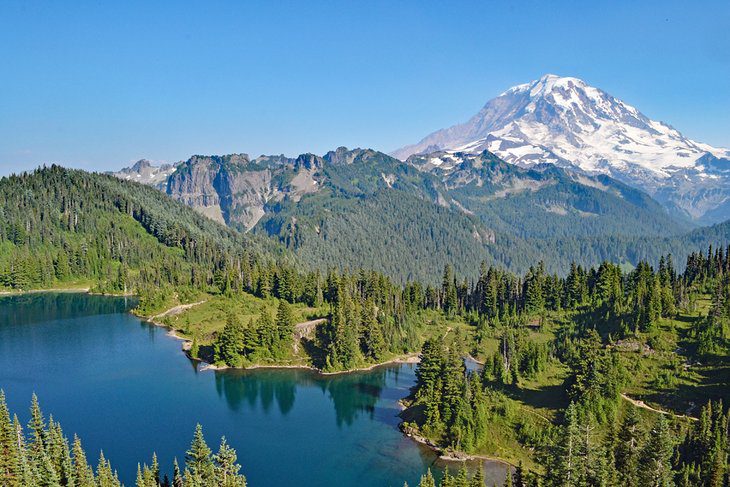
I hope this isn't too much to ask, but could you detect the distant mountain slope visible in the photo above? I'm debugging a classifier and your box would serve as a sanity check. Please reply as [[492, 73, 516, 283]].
[[110, 159, 177, 190], [393, 74, 730, 224], [165, 153, 318, 230], [108, 147, 730, 282], [406, 150, 688, 239]]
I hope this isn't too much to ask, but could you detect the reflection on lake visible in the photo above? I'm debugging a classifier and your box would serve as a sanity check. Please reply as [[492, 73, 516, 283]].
[[0, 293, 508, 486]]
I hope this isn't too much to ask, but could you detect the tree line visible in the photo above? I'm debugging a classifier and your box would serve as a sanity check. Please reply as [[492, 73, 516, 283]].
[[403, 245, 730, 486], [0, 391, 247, 487]]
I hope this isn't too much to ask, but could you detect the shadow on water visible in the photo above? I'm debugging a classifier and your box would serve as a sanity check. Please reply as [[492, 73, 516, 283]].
[[0, 292, 138, 327], [2, 293, 510, 486], [213, 366, 388, 426]]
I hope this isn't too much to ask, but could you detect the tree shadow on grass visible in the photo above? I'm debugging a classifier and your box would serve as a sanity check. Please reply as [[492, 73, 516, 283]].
[[500, 382, 568, 412], [640, 362, 730, 416]]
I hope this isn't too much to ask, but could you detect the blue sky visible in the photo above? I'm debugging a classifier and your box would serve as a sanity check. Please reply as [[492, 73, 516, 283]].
[[1, 0, 728, 175]]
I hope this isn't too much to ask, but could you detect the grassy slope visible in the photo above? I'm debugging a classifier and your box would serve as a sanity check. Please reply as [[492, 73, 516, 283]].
[[144, 292, 460, 371], [403, 298, 729, 470]]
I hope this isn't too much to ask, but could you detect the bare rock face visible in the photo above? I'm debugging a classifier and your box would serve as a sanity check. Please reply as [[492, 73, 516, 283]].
[[109, 159, 176, 190], [166, 155, 233, 224], [164, 153, 322, 230]]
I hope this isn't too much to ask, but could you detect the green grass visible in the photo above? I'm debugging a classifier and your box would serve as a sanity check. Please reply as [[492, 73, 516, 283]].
[[618, 298, 730, 416], [407, 301, 729, 469], [159, 292, 321, 344], [0, 278, 94, 294]]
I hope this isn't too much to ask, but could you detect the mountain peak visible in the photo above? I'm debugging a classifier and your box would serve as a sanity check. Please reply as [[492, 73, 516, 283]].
[[131, 159, 152, 171], [392, 75, 730, 223], [504, 74, 587, 97]]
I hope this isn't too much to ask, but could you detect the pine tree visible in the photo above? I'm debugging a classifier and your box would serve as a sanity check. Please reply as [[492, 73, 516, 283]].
[[470, 465, 485, 487], [275, 300, 294, 348], [455, 467, 469, 487], [172, 458, 183, 487], [96, 451, 121, 487], [35, 449, 62, 487], [615, 406, 642, 485], [547, 402, 583, 487], [190, 334, 200, 360], [0, 390, 22, 487], [216, 312, 245, 366], [441, 467, 455, 487], [443, 265, 458, 315], [54, 251, 71, 281], [72, 434, 96, 487], [213, 436, 246, 487], [419, 468, 436, 487], [256, 310, 277, 351], [185, 424, 215, 484], [28, 393, 47, 464], [361, 298, 385, 360], [638, 415, 674, 487]]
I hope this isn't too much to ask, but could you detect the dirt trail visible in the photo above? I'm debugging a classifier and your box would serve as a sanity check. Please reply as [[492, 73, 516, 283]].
[[620, 393, 697, 421], [294, 318, 327, 335], [150, 300, 206, 322], [293, 318, 327, 353]]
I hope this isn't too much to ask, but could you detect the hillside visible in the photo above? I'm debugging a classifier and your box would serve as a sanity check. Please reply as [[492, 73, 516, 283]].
[[2, 164, 729, 487], [110, 148, 726, 283], [0, 165, 278, 294]]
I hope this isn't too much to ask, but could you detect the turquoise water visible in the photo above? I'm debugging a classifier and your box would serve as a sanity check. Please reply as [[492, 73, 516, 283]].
[[0, 293, 508, 486]]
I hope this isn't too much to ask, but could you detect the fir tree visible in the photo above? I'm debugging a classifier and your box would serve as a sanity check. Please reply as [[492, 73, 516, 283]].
[[185, 424, 215, 484], [638, 415, 674, 487]]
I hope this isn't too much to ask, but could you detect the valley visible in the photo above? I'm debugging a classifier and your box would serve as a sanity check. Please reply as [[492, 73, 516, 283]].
[[1, 163, 729, 485], [3, 2, 729, 486]]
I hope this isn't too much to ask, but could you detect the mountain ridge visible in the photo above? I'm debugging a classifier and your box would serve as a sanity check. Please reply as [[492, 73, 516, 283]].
[[393, 74, 730, 224], [105, 146, 730, 282]]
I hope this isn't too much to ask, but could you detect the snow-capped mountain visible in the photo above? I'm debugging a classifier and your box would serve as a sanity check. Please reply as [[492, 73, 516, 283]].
[[393, 74, 730, 223], [110, 159, 177, 190]]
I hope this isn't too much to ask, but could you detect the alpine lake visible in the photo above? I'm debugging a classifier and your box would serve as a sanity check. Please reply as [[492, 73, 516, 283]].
[[0, 293, 509, 486]]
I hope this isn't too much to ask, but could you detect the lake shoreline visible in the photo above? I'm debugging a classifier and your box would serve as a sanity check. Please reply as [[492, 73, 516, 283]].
[[401, 424, 516, 467], [146, 301, 516, 469], [0, 286, 91, 296], [144, 302, 421, 377], [0, 286, 138, 297], [11, 291, 515, 475]]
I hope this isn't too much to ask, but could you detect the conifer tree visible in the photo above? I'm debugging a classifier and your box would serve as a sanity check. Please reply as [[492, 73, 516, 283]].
[[172, 458, 183, 487], [361, 298, 385, 360], [0, 390, 22, 487], [28, 394, 47, 465], [419, 468, 436, 487], [615, 406, 642, 485], [455, 467, 469, 487], [213, 436, 246, 487], [185, 424, 215, 484], [275, 300, 294, 348], [190, 334, 200, 360], [638, 415, 674, 487], [72, 434, 96, 487], [470, 465, 485, 487], [217, 312, 245, 366], [96, 451, 121, 487]]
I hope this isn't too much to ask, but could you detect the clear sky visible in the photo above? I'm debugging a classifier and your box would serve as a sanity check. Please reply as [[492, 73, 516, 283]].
[[1, 0, 728, 175]]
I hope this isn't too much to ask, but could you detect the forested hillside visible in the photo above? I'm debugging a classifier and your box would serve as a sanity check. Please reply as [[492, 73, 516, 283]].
[[113, 148, 730, 283], [400, 247, 730, 486], [1, 165, 729, 486], [252, 148, 724, 282], [0, 165, 282, 296]]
